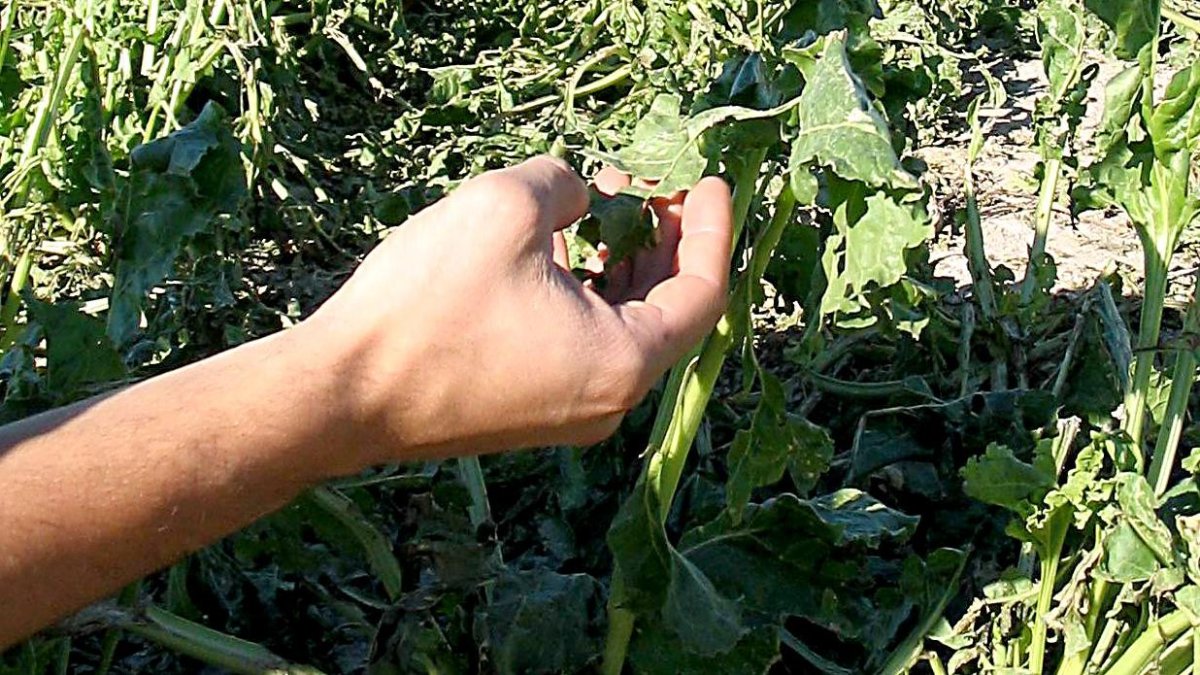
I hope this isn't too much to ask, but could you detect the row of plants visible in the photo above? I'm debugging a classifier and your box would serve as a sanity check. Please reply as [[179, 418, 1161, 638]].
[[1, 0, 1199, 673]]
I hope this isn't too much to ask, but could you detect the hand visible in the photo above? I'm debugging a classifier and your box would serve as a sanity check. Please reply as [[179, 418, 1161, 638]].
[[306, 155, 733, 469]]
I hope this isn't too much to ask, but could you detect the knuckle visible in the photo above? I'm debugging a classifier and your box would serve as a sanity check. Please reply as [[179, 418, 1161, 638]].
[[611, 346, 652, 411], [456, 169, 541, 223]]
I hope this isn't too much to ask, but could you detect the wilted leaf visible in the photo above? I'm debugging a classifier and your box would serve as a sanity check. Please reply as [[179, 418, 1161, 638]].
[[726, 372, 833, 520], [787, 36, 916, 195], [575, 190, 655, 267], [1084, 0, 1160, 60], [26, 298, 125, 398], [962, 443, 1056, 515], [108, 102, 246, 346], [474, 568, 602, 675]]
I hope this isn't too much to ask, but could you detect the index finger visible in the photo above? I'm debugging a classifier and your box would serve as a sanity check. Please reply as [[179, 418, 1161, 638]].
[[615, 176, 733, 373]]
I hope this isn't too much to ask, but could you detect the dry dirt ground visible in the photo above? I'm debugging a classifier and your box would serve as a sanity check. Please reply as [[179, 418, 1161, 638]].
[[919, 53, 1199, 304]]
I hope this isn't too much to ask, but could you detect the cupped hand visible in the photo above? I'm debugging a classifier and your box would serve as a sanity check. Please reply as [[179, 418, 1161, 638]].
[[307, 156, 732, 469]]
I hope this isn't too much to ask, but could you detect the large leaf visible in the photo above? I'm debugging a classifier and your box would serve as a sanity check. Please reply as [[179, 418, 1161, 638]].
[[725, 371, 833, 521], [1083, 60, 1200, 257], [586, 93, 802, 197], [629, 624, 780, 675], [26, 298, 125, 398], [674, 492, 927, 664], [661, 551, 746, 655], [819, 191, 931, 321], [108, 102, 246, 346], [787, 36, 916, 196], [607, 477, 746, 656], [961, 443, 1056, 516], [474, 568, 602, 675], [1084, 0, 1161, 60]]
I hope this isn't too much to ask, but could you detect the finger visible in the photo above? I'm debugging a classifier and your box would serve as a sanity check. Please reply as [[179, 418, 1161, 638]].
[[615, 176, 733, 372], [460, 155, 589, 235], [594, 166, 631, 196], [603, 259, 633, 304], [552, 231, 570, 268], [627, 193, 685, 300]]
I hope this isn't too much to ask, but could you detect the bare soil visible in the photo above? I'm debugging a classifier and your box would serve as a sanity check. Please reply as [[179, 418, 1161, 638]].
[[919, 53, 1199, 303]]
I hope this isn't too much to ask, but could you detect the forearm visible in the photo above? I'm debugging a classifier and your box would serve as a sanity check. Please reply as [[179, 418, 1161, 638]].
[[0, 322, 359, 646]]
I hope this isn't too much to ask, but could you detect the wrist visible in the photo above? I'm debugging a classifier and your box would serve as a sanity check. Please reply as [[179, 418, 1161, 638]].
[[288, 307, 436, 475]]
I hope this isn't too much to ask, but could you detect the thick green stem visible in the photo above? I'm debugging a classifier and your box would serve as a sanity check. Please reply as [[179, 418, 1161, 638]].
[[1149, 279, 1200, 495], [964, 101, 997, 322], [0, 0, 17, 74], [305, 487, 403, 601], [17, 24, 85, 200], [1099, 611, 1190, 675], [0, 248, 33, 350], [1124, 249, 1169, 450], [1164, 6, 1200, 36], [1030, 512, 1069, 675], [601, 149, 768, 675], [1021, 157, 1062, 304], [123, 605, 326, 675]]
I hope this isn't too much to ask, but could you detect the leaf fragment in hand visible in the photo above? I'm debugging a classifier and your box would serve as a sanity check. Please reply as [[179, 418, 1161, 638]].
[[575, 190, 655, 268]]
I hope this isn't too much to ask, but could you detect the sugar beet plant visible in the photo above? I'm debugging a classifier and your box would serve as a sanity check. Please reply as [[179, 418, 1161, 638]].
[[6, 0, 1200, 673], [943, 1, 1200, 673]]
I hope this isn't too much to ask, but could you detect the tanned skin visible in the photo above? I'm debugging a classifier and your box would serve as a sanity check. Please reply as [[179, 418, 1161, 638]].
[[0, 157, 733, 647]]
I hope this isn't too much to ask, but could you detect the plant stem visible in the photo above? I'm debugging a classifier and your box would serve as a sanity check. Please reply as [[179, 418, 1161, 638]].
[[97, 582, 141, 675], [1099, 611, 1190, 675], [1149, 278, 1200, 495], [1030, 511, 1070, 675], [964, 102, 997, 322], [1124, 248, 1169, 451], [305, 486, 403, 601], [123, 605, 327, 675], [1164, 6, 1200, 34], [0, 0, 17, 74], [600, 148, 769, 675], [1021, 156, 1062, 303], [0, 248, 33, 350]]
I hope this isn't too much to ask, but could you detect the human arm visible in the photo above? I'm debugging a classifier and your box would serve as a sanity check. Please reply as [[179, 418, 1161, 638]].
[[0, 156, 733, 646]]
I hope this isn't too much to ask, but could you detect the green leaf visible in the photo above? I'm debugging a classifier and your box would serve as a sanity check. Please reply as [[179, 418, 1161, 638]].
[[1148, 60, 1200, 159], [474, 568, 602, 675], [661, 551, 746, 655], [630, 624, 780, 675], [820, 192, 931, 322], [841, 193, 930, 294], [585, 94, 800, 197], [606, 476, 673, 614], [726, 372, 833, 521], [1174, 585, 1200, 622], [1101, 520, 1162, 582], [787, 36, 916, 194], [961, 443, 1055, 515], [26, 298, 125, 398], [1099, 474, 1175, 582], [684, 490, 918, 556], [1116, 473, 1174, 563], [1039, 0, 1086, 102], [675, 492, 929, 666], [108, 102, 246, 346], [1084, 0, 1161, 60], [586, 93, 706, 196], [575, 190, 655, 267]]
